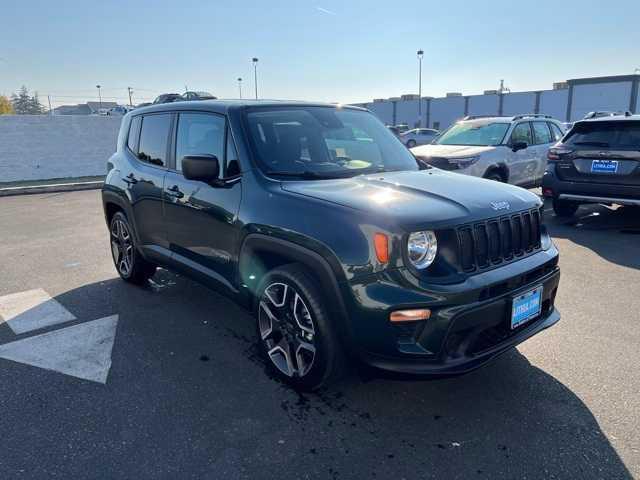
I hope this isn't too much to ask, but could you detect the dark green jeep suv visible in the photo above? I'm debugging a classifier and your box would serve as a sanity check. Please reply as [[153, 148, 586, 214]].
[[102, 100, 560, 390]]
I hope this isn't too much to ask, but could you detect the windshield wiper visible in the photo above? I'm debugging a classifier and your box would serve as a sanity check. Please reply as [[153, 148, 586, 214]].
[[573, 141, 610, 147], [265, 170, 347, 179]]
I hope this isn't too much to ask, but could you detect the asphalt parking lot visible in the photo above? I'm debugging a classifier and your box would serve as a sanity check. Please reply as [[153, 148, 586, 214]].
[[0, 190, 639, 479]]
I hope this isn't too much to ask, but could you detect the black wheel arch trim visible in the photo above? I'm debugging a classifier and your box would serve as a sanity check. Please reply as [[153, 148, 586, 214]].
[[101, 187, 144, 252], [238, 233, 354, 346]]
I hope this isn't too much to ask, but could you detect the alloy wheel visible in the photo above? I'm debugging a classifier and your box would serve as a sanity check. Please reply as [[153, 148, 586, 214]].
[[258, 282, 316, 377], [110, 218, 134, 277]]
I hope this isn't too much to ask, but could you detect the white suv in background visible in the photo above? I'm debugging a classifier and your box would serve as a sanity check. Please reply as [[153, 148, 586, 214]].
[[411, 115, 565, 187]]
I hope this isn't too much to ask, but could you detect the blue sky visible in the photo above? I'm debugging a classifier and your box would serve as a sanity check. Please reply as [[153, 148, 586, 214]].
[[1, 0, 639, 107]]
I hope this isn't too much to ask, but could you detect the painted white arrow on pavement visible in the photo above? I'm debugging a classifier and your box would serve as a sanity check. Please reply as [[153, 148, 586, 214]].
[[0, 315, 119, 384]]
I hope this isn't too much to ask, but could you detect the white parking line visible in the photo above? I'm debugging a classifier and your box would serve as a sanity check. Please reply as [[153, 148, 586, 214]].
[[0, 315, 119, 384], [0, 288, 76, 334]]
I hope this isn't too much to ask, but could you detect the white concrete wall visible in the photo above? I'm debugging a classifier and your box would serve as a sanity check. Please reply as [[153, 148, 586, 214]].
[[0, 115, 121, 183], [538, 89, 568, 120], [429, 96, 465, 130], [502, 92, 537, 116], [367, 101, 394, 125], [395, 99, 421, 127], [570, 81, 633, 121], [468, 94, 499, 117]]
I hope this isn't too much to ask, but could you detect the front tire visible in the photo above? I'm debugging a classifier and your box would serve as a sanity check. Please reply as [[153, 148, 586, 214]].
[[255, 265, 343, 391], [552, 199, 579, 217], [109, 212, 156, 285], [406, 139, 416, 148]]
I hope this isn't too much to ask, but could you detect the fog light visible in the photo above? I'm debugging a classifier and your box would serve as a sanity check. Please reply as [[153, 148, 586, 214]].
[[390, 309, 431, 323]]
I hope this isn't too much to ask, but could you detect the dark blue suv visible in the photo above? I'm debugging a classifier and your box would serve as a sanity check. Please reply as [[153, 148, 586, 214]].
[[102, 100, 561, 390]]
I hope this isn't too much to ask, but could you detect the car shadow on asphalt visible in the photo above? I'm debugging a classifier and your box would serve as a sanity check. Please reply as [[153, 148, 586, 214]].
[[0, 271, 631, 479], [545, 200, 640, 270]]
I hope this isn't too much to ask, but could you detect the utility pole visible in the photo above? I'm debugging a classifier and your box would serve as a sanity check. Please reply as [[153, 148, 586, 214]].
[[252, 58, 259, 100], [417, 49, 424, 127], [47, 95, 52, 115], [96, 85, 102, 111], [237, 77, 243, 99], [127, 87, 133, 107]]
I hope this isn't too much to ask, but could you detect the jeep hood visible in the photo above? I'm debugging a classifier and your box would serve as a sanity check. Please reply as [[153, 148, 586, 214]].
[[281, 169, 540, 229], [410, 144, 496, 157]]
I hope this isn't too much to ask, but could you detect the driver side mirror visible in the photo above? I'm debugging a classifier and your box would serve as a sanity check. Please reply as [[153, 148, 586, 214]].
[[182, 155, 220, 182], [512, 141, 528, 152]]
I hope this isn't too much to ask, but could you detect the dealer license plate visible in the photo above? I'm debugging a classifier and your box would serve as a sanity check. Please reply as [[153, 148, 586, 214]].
[[511, 286, 543, 329]]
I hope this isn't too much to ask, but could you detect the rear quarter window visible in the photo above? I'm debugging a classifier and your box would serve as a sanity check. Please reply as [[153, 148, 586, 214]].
[[127, 116, 141, 153]]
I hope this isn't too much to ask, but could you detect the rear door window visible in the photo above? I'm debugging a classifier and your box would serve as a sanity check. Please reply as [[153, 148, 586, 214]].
[[138, 114, 172, 167], [564, 121, 640, 150], [532, 122, 552, 145]]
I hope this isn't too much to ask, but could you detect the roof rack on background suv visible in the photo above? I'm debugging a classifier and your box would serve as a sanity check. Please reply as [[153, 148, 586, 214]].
[[512, 114, 553, 120], [462, 115, 510, 120], [583, 111, 632, 119]]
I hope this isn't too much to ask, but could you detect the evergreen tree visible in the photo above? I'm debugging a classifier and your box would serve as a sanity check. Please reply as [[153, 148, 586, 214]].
[[10, 86, 45, 114]]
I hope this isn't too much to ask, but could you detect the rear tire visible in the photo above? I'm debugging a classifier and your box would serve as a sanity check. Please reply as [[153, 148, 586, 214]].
[[406, 139, 416, 148], [552, 199, 579, 217], [109, 212, 156, 285], [255, 264, 344, 391]]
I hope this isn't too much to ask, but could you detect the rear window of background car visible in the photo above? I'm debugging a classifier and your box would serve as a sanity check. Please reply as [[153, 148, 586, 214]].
[[565, 121, 640, 149], [137, 114, 172, 167]]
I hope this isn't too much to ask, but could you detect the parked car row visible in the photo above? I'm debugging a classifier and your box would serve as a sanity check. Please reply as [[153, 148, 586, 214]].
[[407, 111, 639, 218], [152, 91, 217, 104]]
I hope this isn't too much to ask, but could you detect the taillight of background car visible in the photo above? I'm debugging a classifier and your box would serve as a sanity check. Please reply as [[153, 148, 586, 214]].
[[547, 147, 573, 161]]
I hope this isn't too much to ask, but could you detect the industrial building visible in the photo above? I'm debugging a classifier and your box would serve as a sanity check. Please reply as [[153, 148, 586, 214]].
[[352, 74, 640, 130]]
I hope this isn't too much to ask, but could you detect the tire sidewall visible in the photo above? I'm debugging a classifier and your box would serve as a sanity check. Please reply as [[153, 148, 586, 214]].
[[255, 267, 336, 391]]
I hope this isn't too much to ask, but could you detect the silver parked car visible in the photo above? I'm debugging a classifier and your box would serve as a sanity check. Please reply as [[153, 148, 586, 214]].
[[401, 128, 439, 148], [411, 115, 565, 187]]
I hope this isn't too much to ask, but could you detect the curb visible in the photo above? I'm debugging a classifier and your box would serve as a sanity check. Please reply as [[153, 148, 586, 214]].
[[0, 181, 104, 197]]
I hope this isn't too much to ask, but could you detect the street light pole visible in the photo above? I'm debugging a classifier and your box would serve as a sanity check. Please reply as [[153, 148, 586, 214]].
[[417, 49, 424, 127], [127, 87, 133, 107], [237, 78, 243, 99], [96, 85, 102, 111], [252, 58, 259, 100]]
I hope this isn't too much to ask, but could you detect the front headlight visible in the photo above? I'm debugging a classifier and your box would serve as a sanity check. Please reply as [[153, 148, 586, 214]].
[[407, 231, 438, 269], [448, 156, 480, 169]]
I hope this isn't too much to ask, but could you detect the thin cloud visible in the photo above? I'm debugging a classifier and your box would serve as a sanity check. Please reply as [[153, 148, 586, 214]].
[[315, 6, 337, 16]]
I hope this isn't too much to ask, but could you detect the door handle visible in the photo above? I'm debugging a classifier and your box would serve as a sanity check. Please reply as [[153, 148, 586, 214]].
[[123, 173, 138, 185], [166, 185, 184, 199]]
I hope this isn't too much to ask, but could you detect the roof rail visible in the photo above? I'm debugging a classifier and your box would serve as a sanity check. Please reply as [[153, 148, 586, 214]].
[[512, 114, 553, 120], [462, 115, 509, 120]]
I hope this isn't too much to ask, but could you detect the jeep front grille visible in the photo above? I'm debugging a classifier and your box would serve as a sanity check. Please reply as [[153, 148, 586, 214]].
[[457, 208, 542, 272]]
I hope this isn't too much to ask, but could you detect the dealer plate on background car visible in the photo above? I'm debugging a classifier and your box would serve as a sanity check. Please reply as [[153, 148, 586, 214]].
[[591, 159, 618, 174], [511, 286, 543, 329]]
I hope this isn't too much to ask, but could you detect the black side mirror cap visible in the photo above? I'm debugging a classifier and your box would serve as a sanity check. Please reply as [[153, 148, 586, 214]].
[[182, 155, 220, 182], [512, 141, 528, 152]]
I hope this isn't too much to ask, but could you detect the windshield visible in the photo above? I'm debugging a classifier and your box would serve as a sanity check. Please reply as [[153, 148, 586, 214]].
[[564, 121, 640, 149], [435, 121, 510, 146], [244, 107, 419, 178]]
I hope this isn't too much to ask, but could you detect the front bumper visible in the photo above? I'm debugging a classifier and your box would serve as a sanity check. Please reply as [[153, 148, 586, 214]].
[[342, 247, 560, 376], [543, 164, 640, 204]]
